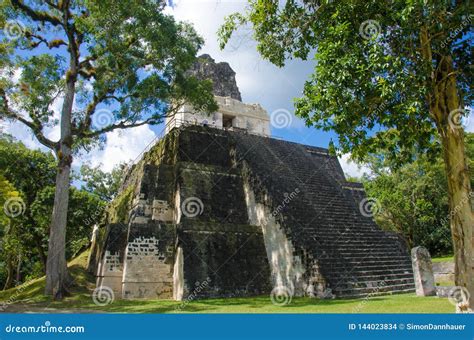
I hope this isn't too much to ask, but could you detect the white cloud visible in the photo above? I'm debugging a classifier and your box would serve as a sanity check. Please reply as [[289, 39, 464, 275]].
[[338, 154, 371, 179], [464, 109, 473, 133], [3, 1, 313, 173], [83, 125, 156, 172], [3, 120, 50, 151], [8, 1, 469, 175], [168, 0, 315, 122]]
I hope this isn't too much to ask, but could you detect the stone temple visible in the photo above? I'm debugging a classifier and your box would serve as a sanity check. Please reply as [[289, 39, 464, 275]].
[[91, 55, 415, 300]]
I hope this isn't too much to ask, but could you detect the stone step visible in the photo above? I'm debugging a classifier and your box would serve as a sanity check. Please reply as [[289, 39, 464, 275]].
[[324, 263, 412, 271], [328, 271, 414, 280], [333, 244, 403, 250], [334, 287, 416, 299], [233, 131, 414, 299], [308, 230, 391, 237], [310, 233, 399, 239], [332, 283, 416, 297], [329, 278, 415, 291], [319, 255, 411, 262], [326, 264, 413, 273], [335, 251, 408, 257], [326, 274, 414, 285]]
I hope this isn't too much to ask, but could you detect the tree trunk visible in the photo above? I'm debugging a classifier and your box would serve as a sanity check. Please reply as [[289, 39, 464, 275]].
[[33, 235, 47, 273], [86, 224, 100, 274], [433, 56, 473, 312], [3, 254, 14, 290], [44, 68, 76, 299], [45, 161, 71, 298], [15, 252, 21, 284]]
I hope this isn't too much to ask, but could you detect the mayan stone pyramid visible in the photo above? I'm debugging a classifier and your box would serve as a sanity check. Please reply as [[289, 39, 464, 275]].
[[90, 55, 414, 300]]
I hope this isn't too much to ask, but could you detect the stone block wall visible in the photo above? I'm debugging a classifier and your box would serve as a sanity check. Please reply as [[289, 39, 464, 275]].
[[432, 261, 455, 283], [178, 221, 271, 298], [122, 222, 175, 299], [96, 223, 128, 295], [97, 125, 413, 300]]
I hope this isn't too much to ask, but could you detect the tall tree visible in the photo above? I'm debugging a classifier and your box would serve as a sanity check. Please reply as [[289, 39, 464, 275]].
[[220, 0, 473, 310], [0, 133, 56, 273], [0, 0, 217, 298], [80, 163, 124, 201], [0, 135, 105, 289], [0, 172, 22, 289], [362, 154, 451, 255]]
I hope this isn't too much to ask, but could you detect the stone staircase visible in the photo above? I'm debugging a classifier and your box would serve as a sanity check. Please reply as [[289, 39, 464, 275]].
[[229, 130, 415, 298]]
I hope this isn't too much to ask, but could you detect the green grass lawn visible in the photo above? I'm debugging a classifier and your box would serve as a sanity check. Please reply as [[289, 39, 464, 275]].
[[432, 255, 454, 263], [51, 293, 457, 313], [0, 251, 456, 314]]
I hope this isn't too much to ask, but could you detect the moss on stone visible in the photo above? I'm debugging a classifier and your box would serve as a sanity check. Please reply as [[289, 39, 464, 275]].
[[142, 129, 179, 166], [108, 185, 134, 224]]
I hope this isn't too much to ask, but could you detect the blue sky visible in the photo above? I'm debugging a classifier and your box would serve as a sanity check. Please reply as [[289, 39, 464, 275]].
[[162, 1, 335, 147], [3, 0, 472, 178]]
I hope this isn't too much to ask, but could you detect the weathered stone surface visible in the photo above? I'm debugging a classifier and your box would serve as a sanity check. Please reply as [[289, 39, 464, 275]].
[[95, 223, 129, 295], [188, 54, 242, 101], [122, 222, 176, 299], [231, 128, 414, 297], [166, 96, 271, 137], [411, 246, 436, 296], [435, 285, 454, 297], [97, 125, 414, 300], [432, 261, 455, 283]]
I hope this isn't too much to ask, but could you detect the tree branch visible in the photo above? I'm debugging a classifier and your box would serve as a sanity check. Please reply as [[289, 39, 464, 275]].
[[11, 0, 63, 27], [44, 0, 60, 10], [76, 102, 184, 139], [80, 117, 162, 139], [0, 88, 57, 150], [24, 31, 67, 49]]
